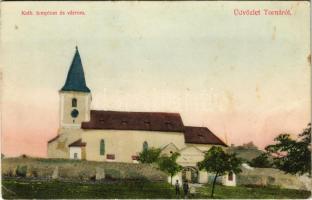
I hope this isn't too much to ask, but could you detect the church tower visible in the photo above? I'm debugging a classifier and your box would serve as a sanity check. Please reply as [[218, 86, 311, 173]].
[[59, 47, 91, 128]]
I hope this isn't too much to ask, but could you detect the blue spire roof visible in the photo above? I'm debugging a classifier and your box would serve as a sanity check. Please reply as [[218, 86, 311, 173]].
[[61, 47, 90, 93]]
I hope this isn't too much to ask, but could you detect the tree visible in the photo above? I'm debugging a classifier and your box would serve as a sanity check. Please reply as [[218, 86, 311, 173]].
[[158, 152, 182, 184], [249, 153, 272, 168], [138, 147, 161, 164], [265, 123, 311, 176], [197, 146, 242, 198]]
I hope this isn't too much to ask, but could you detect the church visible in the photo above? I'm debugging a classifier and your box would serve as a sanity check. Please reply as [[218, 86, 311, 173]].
[[47, 47, 234, 185]]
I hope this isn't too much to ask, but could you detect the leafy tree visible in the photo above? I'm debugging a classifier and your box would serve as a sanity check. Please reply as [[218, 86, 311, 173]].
[[249, 153, 272, 168], [138, 147, 161, 164], [265, 123, 311, 176], [197, 146, 242, 198], [158, 152, 182, 184]]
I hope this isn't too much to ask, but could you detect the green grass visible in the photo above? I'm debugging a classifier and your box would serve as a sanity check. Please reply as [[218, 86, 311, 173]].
[[2, 178, 311, 199], [2, 178, 176, 199], [194, 184, 311, 199]]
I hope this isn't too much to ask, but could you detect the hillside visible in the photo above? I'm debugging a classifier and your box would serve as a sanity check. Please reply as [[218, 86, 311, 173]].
[[238, 166, 311, 191], [227, 142, 264, 161]]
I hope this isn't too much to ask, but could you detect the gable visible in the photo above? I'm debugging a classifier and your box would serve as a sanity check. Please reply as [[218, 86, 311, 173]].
[[179, 145, 204, 156], [161, 143, 179, 155], [177, 145, 205, 167]]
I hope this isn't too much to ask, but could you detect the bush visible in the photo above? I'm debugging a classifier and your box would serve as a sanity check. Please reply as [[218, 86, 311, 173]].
[[249, 153, 272, 168], [138, 148, 161, 164], [16, 165, 27, 177]]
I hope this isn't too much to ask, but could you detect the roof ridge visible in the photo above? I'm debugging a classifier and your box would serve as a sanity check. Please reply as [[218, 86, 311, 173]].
[[90, 110, 182, 115], [184, 126, 207, 128]]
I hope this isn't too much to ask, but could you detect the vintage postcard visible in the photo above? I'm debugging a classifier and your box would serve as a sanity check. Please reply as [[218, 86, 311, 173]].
[[1, 1, 311, 199]]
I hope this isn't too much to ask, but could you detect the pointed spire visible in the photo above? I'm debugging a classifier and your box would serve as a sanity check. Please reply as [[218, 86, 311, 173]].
[[61, 47, 90, 93]]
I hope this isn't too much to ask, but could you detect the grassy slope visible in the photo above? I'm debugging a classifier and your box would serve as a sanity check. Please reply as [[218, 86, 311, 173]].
[[2, 179, 311, 199], [227, 147, 263, 162], [195, 184, 311, 199], [2, 179, 176, 199]]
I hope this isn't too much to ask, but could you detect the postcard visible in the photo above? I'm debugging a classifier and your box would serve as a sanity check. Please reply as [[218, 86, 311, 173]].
[[1, 1, 311, 199]]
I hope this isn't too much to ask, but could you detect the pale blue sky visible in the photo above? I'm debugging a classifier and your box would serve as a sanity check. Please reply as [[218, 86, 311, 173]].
[[2, 1, 310, 156]]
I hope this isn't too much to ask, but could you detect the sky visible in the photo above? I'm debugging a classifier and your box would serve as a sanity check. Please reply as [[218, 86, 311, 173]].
[[1, 1, 310, 157]]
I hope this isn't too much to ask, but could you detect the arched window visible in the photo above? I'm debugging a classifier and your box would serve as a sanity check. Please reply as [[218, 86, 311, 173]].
[[100, 139, 105, 155], [72, 98, 77, 107], [143, 141, 148, 151]]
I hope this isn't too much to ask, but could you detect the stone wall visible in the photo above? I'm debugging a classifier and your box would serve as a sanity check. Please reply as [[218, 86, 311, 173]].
[[2, 157, 167, 182], [237, 166, 311, 190]]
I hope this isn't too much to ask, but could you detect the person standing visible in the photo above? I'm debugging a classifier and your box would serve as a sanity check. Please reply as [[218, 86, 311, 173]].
[[175, 180, 180, 197], [183, 180, 189, 198]]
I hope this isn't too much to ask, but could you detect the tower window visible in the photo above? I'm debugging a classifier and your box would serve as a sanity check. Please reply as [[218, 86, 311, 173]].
[[143, 141, 148, 151], [100, 139, 105, 155], [72, 98, 77, 107]]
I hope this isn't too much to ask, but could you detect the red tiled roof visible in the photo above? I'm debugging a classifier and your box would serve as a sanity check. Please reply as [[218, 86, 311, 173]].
[[81, 110, 184, 132], [48, 135, 60, 143], [68, 139, 86, 147], [184, 126, 228, 146]]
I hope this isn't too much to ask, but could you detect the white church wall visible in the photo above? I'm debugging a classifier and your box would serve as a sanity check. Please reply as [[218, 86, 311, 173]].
[[81, 130, 185, 163], [198, 171, 209, 183], [69, 147, 82, 159], [47, 130, 82, 159], [221, 172, 236, 186]]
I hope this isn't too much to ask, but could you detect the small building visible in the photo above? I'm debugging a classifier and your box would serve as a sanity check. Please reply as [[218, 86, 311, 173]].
[[47, 47, 233, 184]]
